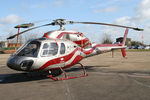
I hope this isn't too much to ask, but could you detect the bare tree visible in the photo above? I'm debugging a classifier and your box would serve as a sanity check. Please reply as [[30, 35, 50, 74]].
[[23, 32, 39, 42], [18, 35, 23, 43], [101, 33, 112, 44], [8, 32, 16, 43]]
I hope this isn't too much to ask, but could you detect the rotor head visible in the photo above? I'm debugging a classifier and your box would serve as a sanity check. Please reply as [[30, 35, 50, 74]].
[[51, 19, 67, 30]]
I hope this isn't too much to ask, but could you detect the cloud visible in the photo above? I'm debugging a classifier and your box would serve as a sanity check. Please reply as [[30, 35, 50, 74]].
[[142, 25, 150, 44], [114, 16, 132, 25], [99, 0, 150, 44], [133, 0, 150, 22], [94, 6, 119, 13], [31, 2, 47, 8], [1, 14, 22, 24], [91, 0, 120, 8], [0, 14, 25, 40], [54, 0, 63, 6], [0, 24, 3, 28]]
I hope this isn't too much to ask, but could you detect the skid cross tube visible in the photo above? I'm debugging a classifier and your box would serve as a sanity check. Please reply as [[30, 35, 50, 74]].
[[48, 63, 88, 81]]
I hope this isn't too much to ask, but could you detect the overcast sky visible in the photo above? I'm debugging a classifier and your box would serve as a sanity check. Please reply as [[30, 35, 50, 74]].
[[0, 0, 150, 44]]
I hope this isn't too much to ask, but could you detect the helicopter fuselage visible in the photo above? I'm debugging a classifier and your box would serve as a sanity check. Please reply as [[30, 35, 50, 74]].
[[7, 30, 126, 72]]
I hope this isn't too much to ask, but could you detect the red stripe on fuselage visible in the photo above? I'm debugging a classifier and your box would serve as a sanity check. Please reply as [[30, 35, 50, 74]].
[[44, 33, 58, 45], [51, 55, 83, 70], [38, 48, 81, 70], [73, 38, 89, 44], [84, 48, 95, 55]]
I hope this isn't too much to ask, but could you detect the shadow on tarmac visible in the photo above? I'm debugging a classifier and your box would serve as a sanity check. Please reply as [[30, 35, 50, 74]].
[[0, 66, 96, 84], [0, 73, 49, 84]]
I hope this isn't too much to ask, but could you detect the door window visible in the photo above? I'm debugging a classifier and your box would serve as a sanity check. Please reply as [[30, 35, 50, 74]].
[[41, 42, 58, 56]]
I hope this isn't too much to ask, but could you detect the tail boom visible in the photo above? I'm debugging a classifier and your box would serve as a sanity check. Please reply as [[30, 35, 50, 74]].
[[83, 28, 129, 58]]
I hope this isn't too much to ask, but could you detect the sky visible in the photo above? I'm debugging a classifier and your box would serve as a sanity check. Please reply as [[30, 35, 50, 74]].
[[0, 0, 150, 44]]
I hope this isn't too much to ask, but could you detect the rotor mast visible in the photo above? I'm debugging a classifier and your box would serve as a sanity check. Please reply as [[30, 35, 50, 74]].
[[52, 19, 67, 30]]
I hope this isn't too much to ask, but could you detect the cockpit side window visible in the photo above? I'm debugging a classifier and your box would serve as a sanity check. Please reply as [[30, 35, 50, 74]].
[[41, 42, 58, 57], [60, 43, 65, 54], [17, 41, 40, 57]]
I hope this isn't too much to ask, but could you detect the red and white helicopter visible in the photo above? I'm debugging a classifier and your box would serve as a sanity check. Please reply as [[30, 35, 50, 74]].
[[7, 19, 143, 81]]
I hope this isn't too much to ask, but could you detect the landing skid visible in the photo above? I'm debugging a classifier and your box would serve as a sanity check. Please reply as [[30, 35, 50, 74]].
[[48, 63, 88, 81]]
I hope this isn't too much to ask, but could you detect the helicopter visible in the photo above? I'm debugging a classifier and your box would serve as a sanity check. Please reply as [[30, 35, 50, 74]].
[[6, 19, 144, 81]]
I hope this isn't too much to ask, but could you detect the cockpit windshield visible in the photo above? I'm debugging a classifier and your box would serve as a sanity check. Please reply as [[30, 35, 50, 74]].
[[17, 41, 41, 57]]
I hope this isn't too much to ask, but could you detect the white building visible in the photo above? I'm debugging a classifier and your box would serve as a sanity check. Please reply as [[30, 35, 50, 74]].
[[0, 41, 8, 48]]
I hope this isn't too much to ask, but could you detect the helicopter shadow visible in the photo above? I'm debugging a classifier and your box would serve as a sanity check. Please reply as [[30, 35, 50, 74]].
[[0, 72, 49, 84], [0, 65, 105, 84], [65, 65, 96, 72], [65, 65, 110, 73]]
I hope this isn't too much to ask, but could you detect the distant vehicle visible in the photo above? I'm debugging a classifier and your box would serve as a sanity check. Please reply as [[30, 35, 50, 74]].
[[138, 45, 145, 49], [145, 46, 150, 49], [129, 46, 136, 49], [132, 45, 144, 49], [113, 42, 120, 44]]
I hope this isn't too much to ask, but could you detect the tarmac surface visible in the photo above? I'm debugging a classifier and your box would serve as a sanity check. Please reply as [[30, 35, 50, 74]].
[[0, 52, 150, 100]]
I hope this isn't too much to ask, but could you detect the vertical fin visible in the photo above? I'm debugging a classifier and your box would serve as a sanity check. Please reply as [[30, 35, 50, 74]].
[[121, 28, 129, 46], [121, 28, 128, 58]]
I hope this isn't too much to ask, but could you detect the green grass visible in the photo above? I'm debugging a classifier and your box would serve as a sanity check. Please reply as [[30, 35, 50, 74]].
[[0, 47, 19, 50]]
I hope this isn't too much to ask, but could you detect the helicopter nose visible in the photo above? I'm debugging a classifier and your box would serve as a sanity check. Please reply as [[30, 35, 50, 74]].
[[7, 56, 21, 71], [7, 56, 34, 71]]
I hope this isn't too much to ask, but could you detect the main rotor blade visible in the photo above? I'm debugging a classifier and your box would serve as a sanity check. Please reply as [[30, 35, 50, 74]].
[[7, 23, 53, 40], [14, 23, 34, 28], [71, 21, 144, 31]]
